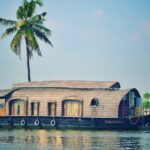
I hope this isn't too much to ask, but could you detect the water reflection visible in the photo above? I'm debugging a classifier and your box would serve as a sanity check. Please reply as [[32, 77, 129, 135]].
[[118, 137, 141, 150], [0, 129, 150, 150]]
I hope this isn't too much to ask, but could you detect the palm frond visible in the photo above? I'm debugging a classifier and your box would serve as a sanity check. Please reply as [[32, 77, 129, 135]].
[[34, 0, 43, 7], [25, 28, 42, 56], [33, 28, 53, 47], [0, 18, 16, 26], [17, 0, 30, 19], [33, 24, 51, 36], [27, 0, 36, 18], [18, 0, 43, 19], [16, 6, 25, 20], [1, 26, 17, 39], [30, 14, 44, 25], [31, 37, 42, 57], [10, 30, 23, 57], [27, 0, 44, 17]]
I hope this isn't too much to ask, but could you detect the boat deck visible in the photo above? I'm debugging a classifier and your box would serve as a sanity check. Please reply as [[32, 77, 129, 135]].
[[0, 116, 149, 130]]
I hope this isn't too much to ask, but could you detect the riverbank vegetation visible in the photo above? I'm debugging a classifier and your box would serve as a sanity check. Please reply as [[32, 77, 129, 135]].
[[142, 92, 150, 115]]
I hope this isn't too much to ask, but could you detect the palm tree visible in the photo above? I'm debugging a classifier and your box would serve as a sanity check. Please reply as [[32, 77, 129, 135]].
[[144, 93, 150, 101], [143, 92, 150, 115], [0, 0, 52, 82]]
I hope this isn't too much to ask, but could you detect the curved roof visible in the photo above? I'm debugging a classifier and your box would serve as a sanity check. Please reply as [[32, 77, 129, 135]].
[[13, 80, 121, 89], [80, 88, 140, 118], [0, 89, 18, 99], [8, 87, 140, 118]]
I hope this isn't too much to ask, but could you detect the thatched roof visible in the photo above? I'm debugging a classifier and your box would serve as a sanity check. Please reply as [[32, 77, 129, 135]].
[[9, 87, 140, 118], [13, 80, 121, 89]]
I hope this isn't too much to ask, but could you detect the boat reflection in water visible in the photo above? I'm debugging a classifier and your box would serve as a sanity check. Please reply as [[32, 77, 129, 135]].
[[0, 129, 149, 150]]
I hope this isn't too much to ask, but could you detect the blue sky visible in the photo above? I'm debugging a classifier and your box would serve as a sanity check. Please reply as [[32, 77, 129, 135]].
[[0, 0, 150, 95]]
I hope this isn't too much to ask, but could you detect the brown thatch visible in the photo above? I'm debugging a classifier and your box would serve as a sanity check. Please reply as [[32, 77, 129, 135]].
[[13, 80, 121, 89], [0, 80, 141, 118], [8, 86, 139, 118]]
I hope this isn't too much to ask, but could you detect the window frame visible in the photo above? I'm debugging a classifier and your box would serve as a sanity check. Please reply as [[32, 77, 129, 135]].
[[47, 102, 57, 116], [62, 99, 83, 117], [90, 98, 99, 108], [31, 102, 39, 116]]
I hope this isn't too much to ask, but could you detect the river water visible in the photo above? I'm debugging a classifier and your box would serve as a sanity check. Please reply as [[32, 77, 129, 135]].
[[0, 129, 150, 150]]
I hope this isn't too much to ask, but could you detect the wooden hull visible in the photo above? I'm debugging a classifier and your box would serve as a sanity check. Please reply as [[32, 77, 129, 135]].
[[0, 115, 149, 130]]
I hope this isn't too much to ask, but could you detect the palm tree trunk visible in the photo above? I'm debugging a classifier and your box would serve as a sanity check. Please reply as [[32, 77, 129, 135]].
[[25, 37, 31, 82], [27, 50, 31, 82]]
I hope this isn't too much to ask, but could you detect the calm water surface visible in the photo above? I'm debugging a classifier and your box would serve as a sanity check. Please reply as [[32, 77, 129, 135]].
[[0, 129, 150, 150]]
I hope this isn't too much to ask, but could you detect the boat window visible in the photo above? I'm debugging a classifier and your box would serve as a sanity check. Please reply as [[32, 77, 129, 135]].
[[90, 98, 99, 107], [135, 97, 142, 107], [63, 99, 82, 117], [48, 102, 56, 116], [31, 102, 39, 116], [0, 103, 5, 109], [0, 102, 5, 116], [9, 99, 25, 116], [129, 92, 135, 108]]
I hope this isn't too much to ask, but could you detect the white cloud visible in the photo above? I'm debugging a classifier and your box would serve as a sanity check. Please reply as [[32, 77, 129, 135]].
[[83, 9, 107, 42], [130, 32, 142, 43], [92, 9, 105, 18], [142, 21, 150, 34], [129, 20, 150, 43], [84, 28, 98, 41]]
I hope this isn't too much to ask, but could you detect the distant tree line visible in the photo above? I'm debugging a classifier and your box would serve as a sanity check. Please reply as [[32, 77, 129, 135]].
[[142, 93, 150, 114]]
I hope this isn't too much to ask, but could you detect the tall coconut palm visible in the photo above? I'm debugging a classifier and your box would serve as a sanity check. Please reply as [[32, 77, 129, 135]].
[[0, 0, 52, 82]]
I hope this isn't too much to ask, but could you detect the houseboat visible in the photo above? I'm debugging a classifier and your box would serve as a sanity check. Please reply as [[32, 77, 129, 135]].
[[0, 80, 149, 129]]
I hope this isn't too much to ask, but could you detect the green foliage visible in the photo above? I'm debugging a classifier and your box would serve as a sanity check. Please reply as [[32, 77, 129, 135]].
[[142, 100, 150, 108], [144, 93, 150, 100], [1, 0, 52, 57], [17, 0, 43, 20], [0, 18, 16, 26], [10, 30, 23, 57], [142, 92, 150, 108], [0, 0, 52, 81], [1, 27, 17, 40]]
